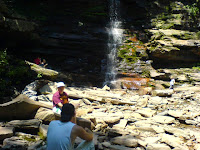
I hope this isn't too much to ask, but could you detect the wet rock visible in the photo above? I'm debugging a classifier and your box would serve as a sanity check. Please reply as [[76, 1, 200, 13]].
[[0, 127, 14, 141]]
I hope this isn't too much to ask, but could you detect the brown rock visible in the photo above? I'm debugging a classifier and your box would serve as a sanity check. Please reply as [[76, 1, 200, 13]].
[[0, 94, 52, 120], [34, 107, 56, 122]]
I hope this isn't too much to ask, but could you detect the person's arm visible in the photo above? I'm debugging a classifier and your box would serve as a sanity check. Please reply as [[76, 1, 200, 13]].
[[52, 94, 63, 109], [74, 125, 93, 141], [57, 102, 63, 109]]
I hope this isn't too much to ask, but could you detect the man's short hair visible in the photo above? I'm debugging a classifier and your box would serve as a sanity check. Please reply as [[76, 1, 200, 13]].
[[61, 103, 75, 122]]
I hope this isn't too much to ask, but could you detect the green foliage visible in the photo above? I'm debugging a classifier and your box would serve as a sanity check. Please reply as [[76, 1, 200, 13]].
[[197, 31, 200, 39], [0, 49, 34, 98], [0, 49, 8, 66], [37, 72, 43, 78], [192, 62, 200, 71], [118, 44, 138, 63], [184, 3, 199, 17]]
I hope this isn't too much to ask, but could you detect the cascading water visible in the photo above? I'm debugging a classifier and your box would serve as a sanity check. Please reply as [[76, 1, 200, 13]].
[[104, 0, 123, 86]]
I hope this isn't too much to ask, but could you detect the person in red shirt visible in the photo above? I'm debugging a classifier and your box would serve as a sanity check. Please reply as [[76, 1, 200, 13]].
[[52, 82, 69, 114], [34, 57, 41, 65]]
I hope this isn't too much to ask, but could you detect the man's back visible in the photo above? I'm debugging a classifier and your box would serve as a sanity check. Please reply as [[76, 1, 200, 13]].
[[47, 120, 75, 150]]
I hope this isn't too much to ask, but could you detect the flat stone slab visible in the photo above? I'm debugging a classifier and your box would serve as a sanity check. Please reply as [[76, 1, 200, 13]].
[[146, 143, 171, 150], [151, 116, 175, 124], [6, 119, 41, 130], [3, 136, 28, 150], [0, 94, 52, 120], [0, 127, 14, 141], [111, 135, 138, 147]]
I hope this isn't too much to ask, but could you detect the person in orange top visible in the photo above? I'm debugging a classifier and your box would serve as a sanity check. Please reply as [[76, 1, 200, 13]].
[[52, 82, 69, 114]]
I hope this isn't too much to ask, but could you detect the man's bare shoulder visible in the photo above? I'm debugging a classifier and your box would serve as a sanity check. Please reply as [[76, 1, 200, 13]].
[[72, 124, 83, 132]]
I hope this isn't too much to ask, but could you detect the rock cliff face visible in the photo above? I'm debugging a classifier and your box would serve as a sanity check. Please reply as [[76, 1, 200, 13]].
[[0, 0, 200, 87], [0, 0, 108, 86]]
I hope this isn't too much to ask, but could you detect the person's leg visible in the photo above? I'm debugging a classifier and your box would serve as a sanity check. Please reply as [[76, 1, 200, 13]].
[[52, 107, 61, 114], [75, 141, 95, 150]]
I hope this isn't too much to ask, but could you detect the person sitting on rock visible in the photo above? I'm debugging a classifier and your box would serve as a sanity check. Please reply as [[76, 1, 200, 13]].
[[169, 78, 175, 90], [52, 82, 69, 114], [39, 59, 48, 68], [47, 103, 94, 150], [34, 57, 41, 65]]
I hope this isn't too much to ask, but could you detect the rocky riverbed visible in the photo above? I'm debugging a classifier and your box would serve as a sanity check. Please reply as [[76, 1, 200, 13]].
[[1, 78, 200, 150]]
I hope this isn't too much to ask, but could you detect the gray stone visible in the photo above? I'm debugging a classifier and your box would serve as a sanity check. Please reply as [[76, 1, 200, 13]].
[[151, 116, 175, 124], [2, 136, 28, 150], [111, 135, 138, 147], [6, 119, 41, 130], [152, 89, 173, 97], [0, 127, 14, 141], [136, 108, 156, 118], [0, 94, 52, 120], [160, 134, 189, 150], [39, 124, 49, 138], [146, 144, 171, 150], [28, 140, 44, 150]]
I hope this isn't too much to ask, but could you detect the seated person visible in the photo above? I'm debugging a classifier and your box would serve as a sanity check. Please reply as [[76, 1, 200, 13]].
[[34, 57, 41, 65], [39, 59, 48, 68], [47, 103, 94, 150], [52, 82, 69, 114]]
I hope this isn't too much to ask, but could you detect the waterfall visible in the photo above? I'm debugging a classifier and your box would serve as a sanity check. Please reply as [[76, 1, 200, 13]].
[[104, 0, 123, 86]]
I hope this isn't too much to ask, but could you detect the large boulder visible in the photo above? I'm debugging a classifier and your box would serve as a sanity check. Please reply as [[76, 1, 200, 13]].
[[34, 107, 56, 122], [39, 82, 57, 95], [25, 61, 58, 79], [0, 94, 52, 120]]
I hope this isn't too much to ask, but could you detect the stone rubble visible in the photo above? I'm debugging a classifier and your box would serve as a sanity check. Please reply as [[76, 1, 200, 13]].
[[1, 79, 200, 149]]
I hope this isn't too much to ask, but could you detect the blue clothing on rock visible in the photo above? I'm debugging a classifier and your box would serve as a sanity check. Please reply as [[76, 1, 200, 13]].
[[47, 120, 75, 150]]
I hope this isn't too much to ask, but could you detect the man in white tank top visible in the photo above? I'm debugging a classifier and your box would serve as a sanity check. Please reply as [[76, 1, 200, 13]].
[[47, 103, 94, 150]]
